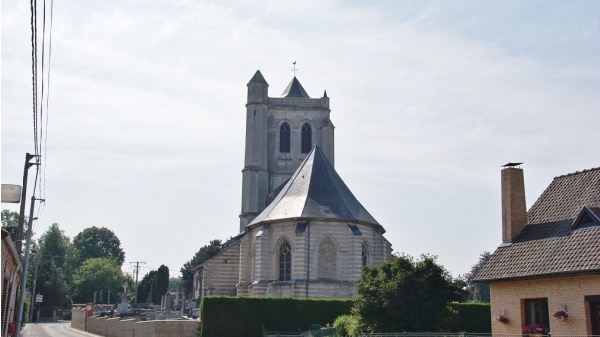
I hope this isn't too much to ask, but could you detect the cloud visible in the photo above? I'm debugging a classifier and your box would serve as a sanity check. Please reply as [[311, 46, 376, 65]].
[[2, 0, 599, 278]]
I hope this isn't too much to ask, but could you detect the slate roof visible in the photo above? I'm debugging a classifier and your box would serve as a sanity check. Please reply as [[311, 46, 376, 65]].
[[248, 70, 268, 85], [474, 167, 600, 282], [247, 145, 383, 231], [281, 77, 310, 98]]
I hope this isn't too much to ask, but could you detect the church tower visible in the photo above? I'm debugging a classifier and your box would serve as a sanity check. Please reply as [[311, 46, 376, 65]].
[[239, 70, 335, 231]]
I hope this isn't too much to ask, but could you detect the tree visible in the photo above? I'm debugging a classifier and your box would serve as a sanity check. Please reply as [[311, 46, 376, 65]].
[[462, 251, 491, 302], [137, 265, 170, 304], [2, 209, 22, 243], [138, 270, 157, 303], [35, 223, 77, 310], [353, 254, 466, 332], [180, 239, 221, 298], [73, 226, 125, 266], [156, 265, 169, 300], [168, 277, 181, 294], [71, 258, 131, 304]]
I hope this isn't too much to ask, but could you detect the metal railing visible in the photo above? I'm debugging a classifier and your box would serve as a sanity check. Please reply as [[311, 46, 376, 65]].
[[356, 332, 600, 337], [264, 330, 600, 337], [264, 327, 336, 337]]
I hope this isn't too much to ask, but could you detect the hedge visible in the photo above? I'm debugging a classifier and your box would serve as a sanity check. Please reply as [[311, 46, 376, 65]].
[[200, 296, 353, 337], [449, 302, 491, 333]]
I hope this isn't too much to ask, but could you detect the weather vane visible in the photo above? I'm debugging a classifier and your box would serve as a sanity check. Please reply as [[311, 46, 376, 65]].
[[291, 61, 298, 76]]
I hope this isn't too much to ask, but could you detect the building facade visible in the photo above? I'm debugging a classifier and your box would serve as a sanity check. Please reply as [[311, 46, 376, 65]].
[[474, 166, 600, 335], [2, 229, 22, 337]]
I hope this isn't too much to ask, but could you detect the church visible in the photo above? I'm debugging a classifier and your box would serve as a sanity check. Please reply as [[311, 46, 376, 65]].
[[193, 70, 393, 299]]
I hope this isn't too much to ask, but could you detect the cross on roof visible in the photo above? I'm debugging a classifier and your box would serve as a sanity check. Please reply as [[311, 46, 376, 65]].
[[291, 61, 298, 76]]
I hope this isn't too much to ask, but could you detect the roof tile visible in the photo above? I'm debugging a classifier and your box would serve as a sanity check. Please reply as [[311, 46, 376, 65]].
[[475, 167, 600, 281]]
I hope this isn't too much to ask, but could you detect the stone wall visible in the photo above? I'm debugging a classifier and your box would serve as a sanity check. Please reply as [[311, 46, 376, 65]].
[[86, 316, 108, 336], [70, 309, 200, 337], [71, 307, 87, 331], [489, 274, 600, 335]]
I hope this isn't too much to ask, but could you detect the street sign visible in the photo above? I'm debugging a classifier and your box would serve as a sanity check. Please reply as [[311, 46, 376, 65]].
[[1, 184, 21, 203], [35, 294, 43, 303]]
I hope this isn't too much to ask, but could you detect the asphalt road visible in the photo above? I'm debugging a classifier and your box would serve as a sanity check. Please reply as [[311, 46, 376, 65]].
[[20, 322, 101, 337]]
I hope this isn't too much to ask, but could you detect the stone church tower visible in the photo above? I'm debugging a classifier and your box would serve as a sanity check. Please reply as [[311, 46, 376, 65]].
[[192, 70, 392, 300], [240, 71, 335, 231]]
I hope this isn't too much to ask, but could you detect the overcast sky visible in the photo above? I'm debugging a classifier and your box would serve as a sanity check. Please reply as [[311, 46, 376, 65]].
[[2, 0, 599, 281]]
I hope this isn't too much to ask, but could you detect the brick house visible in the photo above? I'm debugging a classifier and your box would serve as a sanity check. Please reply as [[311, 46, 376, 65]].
[[2, 229, 22, 337], [474, 166, 600, 335]]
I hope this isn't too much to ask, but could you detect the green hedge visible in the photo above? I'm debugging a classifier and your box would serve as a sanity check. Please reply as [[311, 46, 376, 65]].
[[200, 296, 353, 337], [449, 302, 491, 333]]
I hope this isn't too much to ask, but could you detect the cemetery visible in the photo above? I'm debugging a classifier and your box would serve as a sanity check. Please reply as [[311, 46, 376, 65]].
[[71, 290, 200, 337]]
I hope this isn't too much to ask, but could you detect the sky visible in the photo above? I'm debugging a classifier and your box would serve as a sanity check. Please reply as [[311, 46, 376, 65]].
[[2, 0, 599, 281]]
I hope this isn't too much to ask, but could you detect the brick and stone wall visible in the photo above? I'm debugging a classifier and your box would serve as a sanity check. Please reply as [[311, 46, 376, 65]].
[[489, 274, 600, 335], [236, 220, 392, 298], [1, 230, 22, 334]]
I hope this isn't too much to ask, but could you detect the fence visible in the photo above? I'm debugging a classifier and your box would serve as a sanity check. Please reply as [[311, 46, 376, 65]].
[[263, 327, 336, 337], [263, 326, 600, 337], [356, 332, 600, 337]]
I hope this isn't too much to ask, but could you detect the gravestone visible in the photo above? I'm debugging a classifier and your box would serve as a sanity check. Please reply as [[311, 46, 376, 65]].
[[117, 293, 129, 314], [163, 293, 172, 311]]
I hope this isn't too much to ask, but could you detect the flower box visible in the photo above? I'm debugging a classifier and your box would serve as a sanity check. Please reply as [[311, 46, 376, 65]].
[[553, 310, 568, 321]]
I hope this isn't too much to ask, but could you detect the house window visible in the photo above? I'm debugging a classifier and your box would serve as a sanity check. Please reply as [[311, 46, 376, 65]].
[[280, 122, 290, 153], [301, 123, 312, 153], [279, 240, 292, 281], [318, 238, 337, 280], [524, 298, 549, 331], [362, 241, 369, 267]]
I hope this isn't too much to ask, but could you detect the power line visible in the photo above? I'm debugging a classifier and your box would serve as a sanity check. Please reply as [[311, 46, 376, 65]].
[[41, 0, 54, 201]]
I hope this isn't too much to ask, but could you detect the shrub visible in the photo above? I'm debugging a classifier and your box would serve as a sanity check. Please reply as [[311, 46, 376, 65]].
[[333, 314, 362, 337]]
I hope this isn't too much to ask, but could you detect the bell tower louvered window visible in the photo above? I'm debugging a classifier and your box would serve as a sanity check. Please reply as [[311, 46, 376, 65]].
[[280, 122, 290, 153], [301, 123, 312, 153]]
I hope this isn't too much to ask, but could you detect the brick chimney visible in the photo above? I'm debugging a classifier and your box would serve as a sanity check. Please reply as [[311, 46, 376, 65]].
[[501, 166, 527, 243]]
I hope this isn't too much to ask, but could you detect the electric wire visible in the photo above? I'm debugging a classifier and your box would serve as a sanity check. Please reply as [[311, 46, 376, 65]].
[[30, 0, 38, 158], [41, 0, 54, 202], [37, 0, 47, 202], [37, 0, 47, 200]]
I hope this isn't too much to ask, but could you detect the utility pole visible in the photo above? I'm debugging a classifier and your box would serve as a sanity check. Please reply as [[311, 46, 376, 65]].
[[29, 258, 39, 323], [16, 153, 39, 254], [14, 196, 44, 337], [129, 261, 145, 303]]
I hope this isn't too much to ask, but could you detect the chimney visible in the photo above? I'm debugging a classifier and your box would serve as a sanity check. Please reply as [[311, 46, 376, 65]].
[[501, 166, 527, 243]]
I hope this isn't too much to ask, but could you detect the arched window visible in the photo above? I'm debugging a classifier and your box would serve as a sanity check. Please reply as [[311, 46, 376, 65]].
[[280, 122, 290, 153], [362, 241, 369, 267], [318, 238, 337, 279], [301, 123, 312, 153], [279, 240, 292, 281]]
